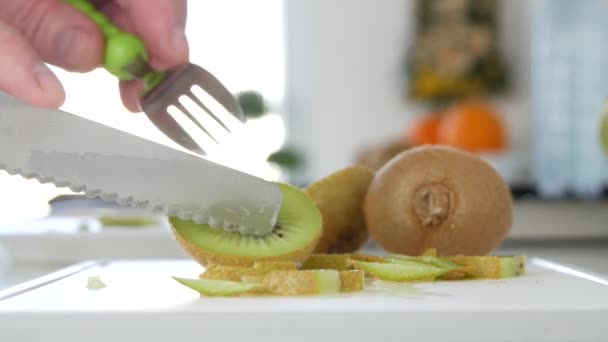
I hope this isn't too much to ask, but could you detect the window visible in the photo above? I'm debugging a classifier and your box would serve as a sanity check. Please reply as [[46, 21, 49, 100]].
[[0, 0, 286, 226]]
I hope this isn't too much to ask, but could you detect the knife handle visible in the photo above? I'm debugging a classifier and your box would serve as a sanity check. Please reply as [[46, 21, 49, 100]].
[[64, 0, 166, 93]]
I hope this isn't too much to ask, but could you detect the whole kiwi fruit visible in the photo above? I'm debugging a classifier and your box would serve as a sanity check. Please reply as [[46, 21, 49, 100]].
[[169, 182, 323, 267], [364, 145, 513, 256]]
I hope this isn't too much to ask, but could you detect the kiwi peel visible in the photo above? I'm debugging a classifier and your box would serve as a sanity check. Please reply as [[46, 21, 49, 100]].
[[172, 277, 262, 296], [173, 250, 526, 297], [339, 270, 365, 292], [353, 260, 451, 282], [169, 182, 323, 267], [249, 270, 342, 296], [200, 261, 299, 281], [304, 166, 374, 254], [364, 145, 514, 256], [384, 254, 462, 270]]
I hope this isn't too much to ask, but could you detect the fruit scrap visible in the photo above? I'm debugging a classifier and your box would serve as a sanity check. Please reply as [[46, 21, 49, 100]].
[[363, 252, 526, 282], [352, 260, 451, 282], [301, 254, 352, 271], [200, 261, 299, 281], [172, 277, 261, 297], [247, 270, 342, 296], [86, 275, 106, 290], [339, 270, 365, 292], [300, 253, 383, 271], [348, 253, 384, 263], [445, 255, 526, 279], [179, 262, 366, 296], [253, 261, 299, 271]]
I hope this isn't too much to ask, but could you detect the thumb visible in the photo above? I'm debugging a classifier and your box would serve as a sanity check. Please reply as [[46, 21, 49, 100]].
[[0, 20, 65, 108], [0, 0, 104, 72]]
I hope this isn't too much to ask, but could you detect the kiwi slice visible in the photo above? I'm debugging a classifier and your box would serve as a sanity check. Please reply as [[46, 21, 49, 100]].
[[445, 255, 526, 279], [169, 183, 323, 267], [384, 254, 461, 270], [353, 260, 451, 282], [253, 261, 298, 270], [248, 270, 341, 296], [301, 254, 352, 271], [97, 216, 157, 227], [201, 264, 270, 281], [172, 276, 261, 296], [499, 256, 526, 278], [347, 253, 384, 263], [201, 261, 299, 281], [301, 253, 384, 271], [304, 166, 374, 254]]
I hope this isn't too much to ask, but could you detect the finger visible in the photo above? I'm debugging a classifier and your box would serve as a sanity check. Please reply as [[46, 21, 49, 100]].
[[0, 20, 65, 108], [0, 0, 104, 72], [105, 0, 189, 70], [119, 80, 144, 113]]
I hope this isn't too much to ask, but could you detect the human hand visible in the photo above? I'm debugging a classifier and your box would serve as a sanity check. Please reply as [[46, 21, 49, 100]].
[[0, 0, 188, 111]]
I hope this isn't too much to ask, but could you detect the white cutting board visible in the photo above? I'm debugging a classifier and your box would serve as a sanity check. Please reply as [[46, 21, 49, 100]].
[[0, 258, 607, 342]]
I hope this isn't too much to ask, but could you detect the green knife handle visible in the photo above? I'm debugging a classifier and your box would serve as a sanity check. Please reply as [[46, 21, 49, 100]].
[[64, 0, 165, 92]]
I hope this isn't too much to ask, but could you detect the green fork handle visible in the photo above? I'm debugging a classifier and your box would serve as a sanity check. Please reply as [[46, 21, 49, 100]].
[[64, 0, 166, 93]]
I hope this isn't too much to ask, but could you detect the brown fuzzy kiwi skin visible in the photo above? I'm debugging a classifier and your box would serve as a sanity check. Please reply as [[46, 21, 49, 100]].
[[304, 166, 374, 254], [169, 223, 321, 268], [363, 145, 513, 256]]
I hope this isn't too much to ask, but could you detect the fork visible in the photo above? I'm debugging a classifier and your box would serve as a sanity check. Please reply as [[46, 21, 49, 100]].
[[65, 0, 245, 155]]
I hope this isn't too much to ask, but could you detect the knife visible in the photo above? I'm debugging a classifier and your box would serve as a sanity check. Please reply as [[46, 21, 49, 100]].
[[0, 92, 282, 237]]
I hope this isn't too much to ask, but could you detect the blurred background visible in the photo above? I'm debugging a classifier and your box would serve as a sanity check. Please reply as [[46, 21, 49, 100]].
[[1, 0, 608, 288]]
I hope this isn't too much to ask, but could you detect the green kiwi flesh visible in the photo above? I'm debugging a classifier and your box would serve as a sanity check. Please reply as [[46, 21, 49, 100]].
[[499, 256, 526, 278], [315, 270, 341, 294], [353, 260, 451, 282], [169, 183, 322, 263], [384, 254, 461, 270], [172, 276, 260, 296]]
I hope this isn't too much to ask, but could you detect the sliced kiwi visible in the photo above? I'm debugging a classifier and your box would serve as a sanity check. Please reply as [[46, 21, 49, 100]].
[[97, 216, 158, 227], [384, 254, 461, 270], [316, 270, 342, 294], [353, 260, 451, 282], [253, 261, 298, 271], [347, 253, 384, 263], [201, 264, 268, 281], [169, 183, 323, 267], [445, 255, 526, 279], [301, 254, 352, 271], [248, 270, 341, 296], [304, 166, 374, 254], [499, 256, 526, 278], [301, 253, 384, 271], [339, 270, 365, 292], [172, 276, 261, 296], [201, 261, 299, 282]]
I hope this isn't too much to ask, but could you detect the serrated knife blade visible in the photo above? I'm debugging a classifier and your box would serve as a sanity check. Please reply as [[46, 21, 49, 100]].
[[0, 92, 282, 237]]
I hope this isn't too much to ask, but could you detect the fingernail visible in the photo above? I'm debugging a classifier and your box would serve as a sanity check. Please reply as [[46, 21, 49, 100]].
[[57, 28, 89, 67], [35, 63, 65, 105], [171, 28, 189, 57]]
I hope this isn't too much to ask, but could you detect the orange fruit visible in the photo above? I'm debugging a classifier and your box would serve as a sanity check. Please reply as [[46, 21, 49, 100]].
[[437, 101, 507, 152], [407, 113, 442, 146]]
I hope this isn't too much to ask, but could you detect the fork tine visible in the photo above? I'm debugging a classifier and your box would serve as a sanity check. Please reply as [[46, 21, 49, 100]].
[[173, 102, 219, 144], [145, 110, 206, 155], [187, 90, 231, 133], [195, 67, 246, 123]]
